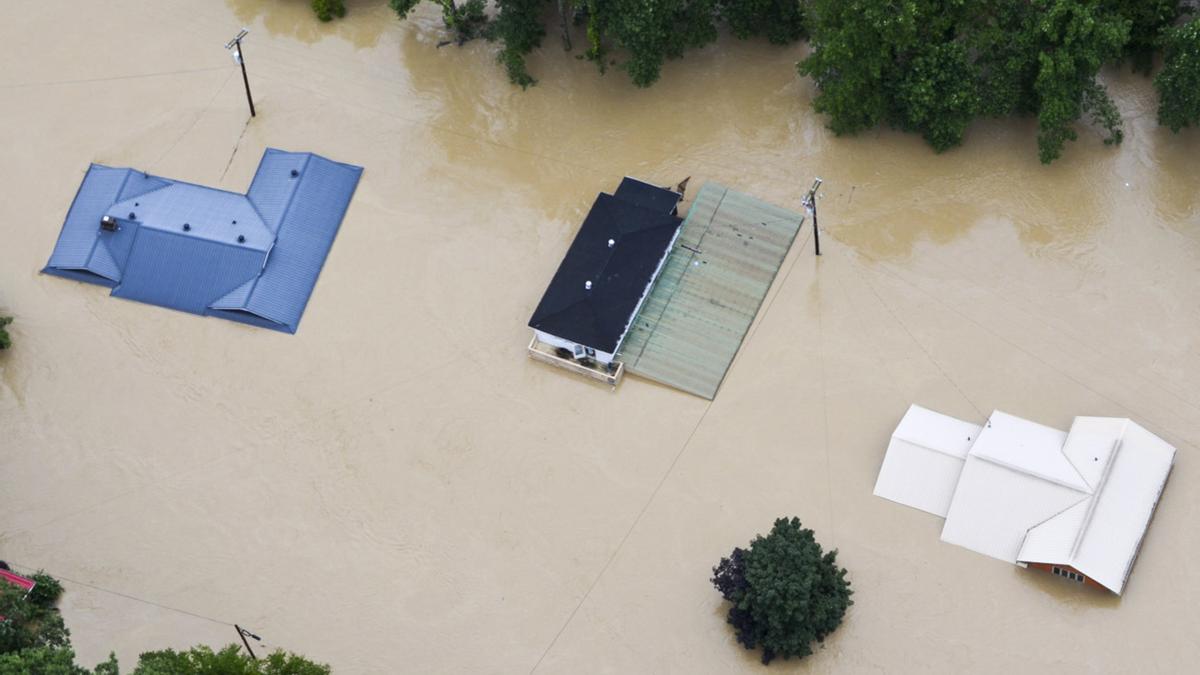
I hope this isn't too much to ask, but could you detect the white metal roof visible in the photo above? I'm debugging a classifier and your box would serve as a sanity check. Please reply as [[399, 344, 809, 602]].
[[968, 411, 1086, 491], [874, 407, 1176, 595], [872, 405, 981, 518], [1016, 418, 1175, 594], [940, 453, 1089, 563]]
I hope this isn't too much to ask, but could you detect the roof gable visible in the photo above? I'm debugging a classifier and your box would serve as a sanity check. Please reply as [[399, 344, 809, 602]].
[[873, 405, 983, 518]]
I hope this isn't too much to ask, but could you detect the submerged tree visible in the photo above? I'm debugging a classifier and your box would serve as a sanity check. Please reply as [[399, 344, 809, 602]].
[[801, 0, 1133, 163], [1103, 0, 1184, 73], [390, 0, 490, 42], [711, 517, 852, 665], [0, 316, 11, 350], [1156, 17, 1200, 132], [311, 0, 347, 22], [305, 0, 1195, 159], [385, 1, 808, 87], [130, 645, 330, 675], [0, 570, 326, 674], [0, 571, 71, 654]]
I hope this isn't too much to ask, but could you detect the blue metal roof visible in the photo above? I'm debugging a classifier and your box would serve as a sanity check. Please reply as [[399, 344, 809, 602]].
[[43, 148, 362, 333]]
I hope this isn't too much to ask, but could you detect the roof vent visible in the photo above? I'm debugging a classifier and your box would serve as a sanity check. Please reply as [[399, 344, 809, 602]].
[[183, 223, 191, 232], [585, 280, 593, 290], [608, 238, 615, 248], [100, 215, 118, 232], [290, 169, 299, 177], [237, 235, 246, 244], [232, 219, 238, 225], [128, 212, 136, 220]]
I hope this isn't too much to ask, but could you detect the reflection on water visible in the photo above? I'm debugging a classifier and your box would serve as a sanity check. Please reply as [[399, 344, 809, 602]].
[[225, 0, 389, 48]]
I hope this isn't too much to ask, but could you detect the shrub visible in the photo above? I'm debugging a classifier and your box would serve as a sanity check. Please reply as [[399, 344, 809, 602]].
[[26, 572, 65, 610], [0, 579, 71, 654], [711, 517, 852, 665], [0, 317, 11, 350], [311, 0, 347, 22]]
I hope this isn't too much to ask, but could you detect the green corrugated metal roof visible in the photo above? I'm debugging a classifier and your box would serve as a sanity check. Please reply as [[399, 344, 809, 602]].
[[618, 182, 804, 399]]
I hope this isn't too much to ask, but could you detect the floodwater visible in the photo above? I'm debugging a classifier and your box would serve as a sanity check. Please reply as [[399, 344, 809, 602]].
[[1, 1, 1198, 672]]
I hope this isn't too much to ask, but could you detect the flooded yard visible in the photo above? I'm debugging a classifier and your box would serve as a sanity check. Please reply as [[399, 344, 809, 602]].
[[1, 1, 1198, 672]]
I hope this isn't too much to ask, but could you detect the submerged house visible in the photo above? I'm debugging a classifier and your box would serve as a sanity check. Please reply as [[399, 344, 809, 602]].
[[528, 178, 682, 367], [43, 148, 361, 333], [874, 405, 1175, 595]]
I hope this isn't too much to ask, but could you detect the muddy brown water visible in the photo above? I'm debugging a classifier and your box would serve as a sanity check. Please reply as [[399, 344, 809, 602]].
[[2, 1, 1198, 672]]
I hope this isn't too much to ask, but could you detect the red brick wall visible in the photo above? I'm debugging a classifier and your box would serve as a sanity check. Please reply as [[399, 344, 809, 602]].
[[1025, 562, 1107, 591]]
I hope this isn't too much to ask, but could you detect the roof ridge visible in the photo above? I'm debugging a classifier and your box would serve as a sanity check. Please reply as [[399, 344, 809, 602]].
[[1069, 428, 1126, 559], [972, 453, 1093, 494]]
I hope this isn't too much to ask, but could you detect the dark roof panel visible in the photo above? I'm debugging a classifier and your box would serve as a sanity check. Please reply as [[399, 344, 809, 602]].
[[529, 190, 681, 352], [614, 177, 682, 214]]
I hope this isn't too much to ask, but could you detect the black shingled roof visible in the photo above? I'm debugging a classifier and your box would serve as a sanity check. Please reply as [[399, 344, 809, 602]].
[[529, 185, 683, 353], [614, 177, 683, 214]]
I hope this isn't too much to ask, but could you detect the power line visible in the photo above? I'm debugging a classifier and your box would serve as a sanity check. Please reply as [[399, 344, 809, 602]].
[[2, 560, 232, 627], [0, 65, 231, 90]]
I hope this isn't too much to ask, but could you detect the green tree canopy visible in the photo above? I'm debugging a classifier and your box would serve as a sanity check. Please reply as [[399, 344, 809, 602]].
[[0, 647, 98, 675], [1156, 17, 1200, 132], [384, 1, 808, 87], [1, 570, 327, 674], [800, 0, 1138, 163], [0, 317, 12, 350], [0, 574, 71, 654], [311, 0, 347, 22], [130, 645, 330, 675], [711, 517, 852, 665]]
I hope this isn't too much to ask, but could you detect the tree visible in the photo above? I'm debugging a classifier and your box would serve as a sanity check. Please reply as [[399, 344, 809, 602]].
[[721, 0, 807, 45], [494, 0, 549, 87], [390, 0, 490, 43], [26, 572, 65, 610], [711, 517, 852, 665], [1103, 0, 1183, 73], [801, 0, 1132, 163], [0, 317, 11, 350], [1024, 0, 1129, 163], [311, 0, 347, 22], [1156, 17, 1200, 132], [0, 574, 71, 654], [130, 645, 330, 675], [385, 1, 809, 87], [0, 647, 96, 675], [1, 571, 326, 674]]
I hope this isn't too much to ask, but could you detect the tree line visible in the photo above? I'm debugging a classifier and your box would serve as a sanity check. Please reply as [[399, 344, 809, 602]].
[[315, 1, 1200, 164], [0, 566, 327, 674]]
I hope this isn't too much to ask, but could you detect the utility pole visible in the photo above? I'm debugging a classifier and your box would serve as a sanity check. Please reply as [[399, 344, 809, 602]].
[[803, 177, 823, 256], [225, 29, 255, 118], [234, 624, 260, 660]]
